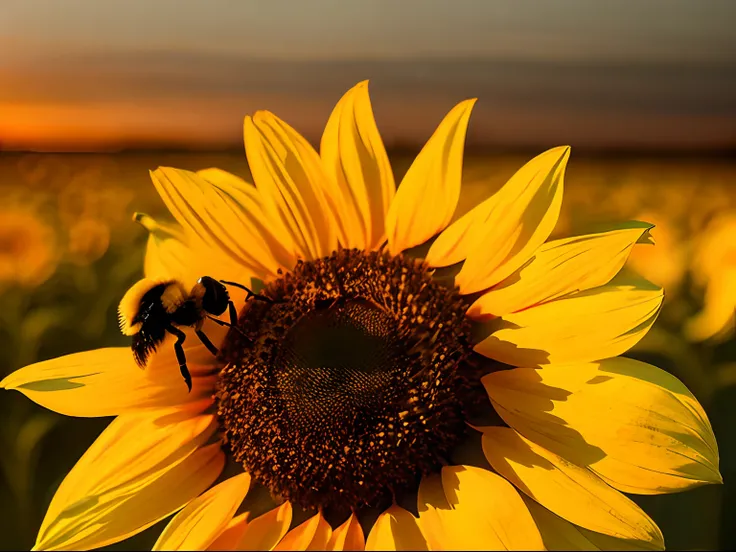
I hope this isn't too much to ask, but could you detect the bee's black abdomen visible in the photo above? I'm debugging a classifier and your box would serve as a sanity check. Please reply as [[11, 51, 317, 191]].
[[132, 326, 167, 368], [130, 283, 174, 368]]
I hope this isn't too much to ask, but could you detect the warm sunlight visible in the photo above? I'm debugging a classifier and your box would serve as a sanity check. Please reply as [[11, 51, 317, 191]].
[[0, 1, 734, 551]]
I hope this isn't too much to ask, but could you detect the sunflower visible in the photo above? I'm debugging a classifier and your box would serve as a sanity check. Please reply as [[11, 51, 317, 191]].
[[2, 81, 721, 551], [685, 212, 736, 342]]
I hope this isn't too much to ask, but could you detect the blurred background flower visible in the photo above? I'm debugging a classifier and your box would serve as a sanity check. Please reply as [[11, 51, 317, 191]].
[[686, 213, 736, 343], [66, 218, 111, 266], [0, 0, 734, 550], [626, 210, 688, 296], [0, 206, 59, 289]]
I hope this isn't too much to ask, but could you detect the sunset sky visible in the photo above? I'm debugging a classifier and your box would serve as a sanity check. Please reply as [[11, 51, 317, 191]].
[[1, 0, 735, 151]]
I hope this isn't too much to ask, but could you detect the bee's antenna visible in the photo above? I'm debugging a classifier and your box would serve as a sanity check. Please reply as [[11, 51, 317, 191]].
[[219, 280, 277, 303]]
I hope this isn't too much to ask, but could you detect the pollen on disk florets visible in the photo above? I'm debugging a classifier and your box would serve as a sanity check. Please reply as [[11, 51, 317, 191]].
[[216, 248, 472, 514]]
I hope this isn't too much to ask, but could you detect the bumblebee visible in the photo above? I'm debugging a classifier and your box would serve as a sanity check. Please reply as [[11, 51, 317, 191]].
[[118, 276, 263, 391]]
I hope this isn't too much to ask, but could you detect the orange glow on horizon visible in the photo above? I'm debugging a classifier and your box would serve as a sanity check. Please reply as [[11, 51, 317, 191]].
[[1, 99, 244, 152], [2, 95, 735, 153]]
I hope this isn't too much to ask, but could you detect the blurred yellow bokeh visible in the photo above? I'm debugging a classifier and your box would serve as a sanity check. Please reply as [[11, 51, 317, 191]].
[[0, 206, 59, 289], [686, 212, 736, 342]]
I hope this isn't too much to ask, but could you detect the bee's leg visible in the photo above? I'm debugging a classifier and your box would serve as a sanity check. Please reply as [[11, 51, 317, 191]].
[[206, 314, 252, 342], [166, 325, 192, 392], [227, 300, 238, 325], [195, 328, 219, 356]]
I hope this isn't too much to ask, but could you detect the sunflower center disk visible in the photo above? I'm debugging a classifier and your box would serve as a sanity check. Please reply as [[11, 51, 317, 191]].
[[277, 300, 403, 425], [216, 249, 472, 514]]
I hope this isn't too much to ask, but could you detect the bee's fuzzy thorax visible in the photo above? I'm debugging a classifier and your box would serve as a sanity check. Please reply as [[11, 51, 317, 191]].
[[118, 277, 172, 335], [160, 282, 190, 313], [188, 280, 207, 307]]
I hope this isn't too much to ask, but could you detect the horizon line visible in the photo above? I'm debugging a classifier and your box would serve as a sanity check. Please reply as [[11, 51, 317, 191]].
[[3, 144, 735, 159]]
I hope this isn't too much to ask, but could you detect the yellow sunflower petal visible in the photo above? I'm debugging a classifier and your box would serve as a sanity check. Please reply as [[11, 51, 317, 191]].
[[139, 215, 259, 306], [423, 193, 494, 269], [153, 472, 251, 551], [475, 280, 664, 366], [427, 145, 567, 271], [34, 410, 223, 551], [468, 222, 654, 318], [133, 213, 199, 287], [238, 502, 293, 551], [321, 80, 396, 250], [480, 426, 663, 546], [447, 146, 569, 294], [0, 348, 216, 417], [523, 497, 662, 551], [580, 529, 666, 551], [274, 511, 332, 551], [385, 99, 476, 255], [207, 513, 250, 551], [415, 475, 449, 550], [136, 211, 261, 295], [483, 358, 721, 494], [522, 497, 600, 551], [244, 112, 337, 260], [306, 514, 333, 551], [416, 466, 544, 550], [150, 167, 276, 279], [196, 168, 297, 272], [365, 505, 428, 551], [325, 514, 365, 551]]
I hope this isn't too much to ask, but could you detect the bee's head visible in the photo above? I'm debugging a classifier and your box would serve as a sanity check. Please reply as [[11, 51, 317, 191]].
[[195, 276, 229, 316], [117, 278, 172, 335]]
